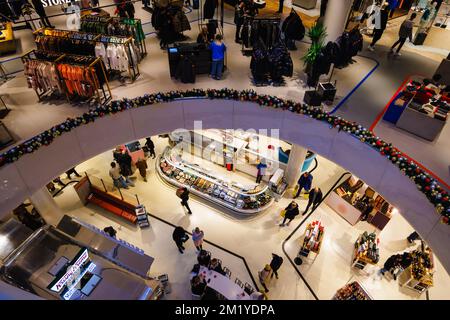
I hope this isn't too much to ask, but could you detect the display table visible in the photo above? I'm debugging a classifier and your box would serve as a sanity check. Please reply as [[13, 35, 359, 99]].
[[396, 105, 446, 141], [199, 268, 250, 300], [399, 249, 434, 294], [0, 22, 16, 56], [352, 232, 380, 270], [157, 146, 274, 214], [297, 221, 324, 264], [332, 281, 372, 300]]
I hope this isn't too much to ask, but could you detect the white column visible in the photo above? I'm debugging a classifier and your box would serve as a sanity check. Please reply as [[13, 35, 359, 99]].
[[285, 144, 308, 187], [323, 0, 353, 43], [29, 188, 64, 227]]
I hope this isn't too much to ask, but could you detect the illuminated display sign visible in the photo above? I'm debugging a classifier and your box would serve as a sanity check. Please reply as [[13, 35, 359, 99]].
[[41, 0, 72, 8], [48, 248, 90, 293]]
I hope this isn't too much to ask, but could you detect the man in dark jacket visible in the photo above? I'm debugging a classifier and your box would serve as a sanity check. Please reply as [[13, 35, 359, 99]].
[[270, 253, 283, 279], [303, 187, 322, 215], [294, 172, 313, 198], [180, 187, 192, 214], [380, 254, 401, 279], [145, 137, 156, 158], [390, 13, 416, 56], [31, 0, 54, 28], [368, 4, 390, 51], [173, 226, 189, 253]]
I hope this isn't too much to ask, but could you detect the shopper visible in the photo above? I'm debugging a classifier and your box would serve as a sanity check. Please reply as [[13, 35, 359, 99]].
[[407, 231, 421, 243], [145, 137, 156, 159], [197, 249, 211, 266], [294, 172, 313, 199], [256, 159, 267, 184], [103, 226, 117, 238], [280, 201, 299, 226], [109, 162, 130, 189], [197, 26, 210, 45], [172, 226, 189, 254], [192, 227, 204, 251], [303, 187, 323, 215], [209, 258, 225, 275], [361, 199, 374, 221], [178, 187, 193, 214], [380, 254, 401, 279], [191, 275, 207, 296], [116, 150, 135, 187], [269, 253, 283, 279], [135, 157, 148, 182], [258, 264, 272, 293], [65, 166, 82, 179], [31, 0, 54, 28], [389, 13, 417, 56], [209, 34, 227, 80], [368, 4, 390, 51], [234, 1, 245, 43]]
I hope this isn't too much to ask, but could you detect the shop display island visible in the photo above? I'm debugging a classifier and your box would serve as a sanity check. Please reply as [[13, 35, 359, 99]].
[[157, 147, 274, 215], [333, 281, 372, 300], [295, 221, 324, 265], [399, 249, 434, 294], [352, 232, 380, 270], [326, 175, 394, 230]]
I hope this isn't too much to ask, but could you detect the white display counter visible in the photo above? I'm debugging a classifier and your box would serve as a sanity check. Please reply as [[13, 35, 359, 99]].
[[157, 147, 274, 215]]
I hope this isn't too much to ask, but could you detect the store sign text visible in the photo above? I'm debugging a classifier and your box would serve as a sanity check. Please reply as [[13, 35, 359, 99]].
[[41, 0, 72, 8], [50, 249, 89, 292]]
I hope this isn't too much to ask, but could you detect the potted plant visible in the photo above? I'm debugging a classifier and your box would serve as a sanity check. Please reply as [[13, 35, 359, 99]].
[[302, 22, 327, 87]]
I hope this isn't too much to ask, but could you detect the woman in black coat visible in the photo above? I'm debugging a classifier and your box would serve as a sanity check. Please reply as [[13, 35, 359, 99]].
[[280, 201, 299, 226]]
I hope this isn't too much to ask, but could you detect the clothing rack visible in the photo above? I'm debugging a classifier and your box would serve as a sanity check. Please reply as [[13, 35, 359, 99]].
[[21, 49, 69, 102], [33, 28, 140, 82], [197, 0, 224, 36], [80, 15, 147, 56], [241, 15, 281, 55], [21, 49, 111, 105]]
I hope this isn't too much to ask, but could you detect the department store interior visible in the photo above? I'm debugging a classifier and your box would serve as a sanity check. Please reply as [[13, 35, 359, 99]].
[[0, 0, 449, 301]]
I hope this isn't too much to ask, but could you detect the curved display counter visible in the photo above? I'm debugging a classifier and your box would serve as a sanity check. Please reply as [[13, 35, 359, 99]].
[[156, 147, 274, 215]]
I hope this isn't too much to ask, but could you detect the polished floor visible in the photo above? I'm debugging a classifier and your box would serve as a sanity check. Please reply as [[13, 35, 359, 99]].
[[52, 135, 450, 300], [1, 1, 450, 300]]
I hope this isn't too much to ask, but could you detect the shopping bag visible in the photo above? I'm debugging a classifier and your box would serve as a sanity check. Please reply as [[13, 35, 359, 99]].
[[280, 210, 286, 218], [176, 188, 184, 198], [292, 185, 299, 197], [303, 191, 310, 200]]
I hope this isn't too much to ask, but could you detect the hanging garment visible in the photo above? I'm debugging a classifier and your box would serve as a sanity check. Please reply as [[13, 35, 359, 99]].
[[282, 10, 305, 41], [203, 0, 217, 19], [95, 42, 108, 66]]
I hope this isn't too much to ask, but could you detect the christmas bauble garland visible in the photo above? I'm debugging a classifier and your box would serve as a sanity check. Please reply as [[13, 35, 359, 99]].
[[0, 88, 448, 224]]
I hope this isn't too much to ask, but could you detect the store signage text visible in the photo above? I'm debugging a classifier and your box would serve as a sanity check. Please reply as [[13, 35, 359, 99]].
[[49, 249, 89, 292], [41, 0, 72, 8], [62, 262, 97, 300]]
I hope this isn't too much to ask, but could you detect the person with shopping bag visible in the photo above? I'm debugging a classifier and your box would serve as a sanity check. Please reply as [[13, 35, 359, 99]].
[[280, 201, 299, 226], [294, 172, 313, 198], [258, 264, 272, 293]]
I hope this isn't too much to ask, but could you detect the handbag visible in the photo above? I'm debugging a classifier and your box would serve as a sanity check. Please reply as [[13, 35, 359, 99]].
[[176, 188, 184, 198], [280, 209, 286, 218]]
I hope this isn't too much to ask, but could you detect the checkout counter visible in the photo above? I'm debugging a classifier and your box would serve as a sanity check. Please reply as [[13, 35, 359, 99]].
[[0, 217, 163, 300], [383, 78, 449, 141]]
